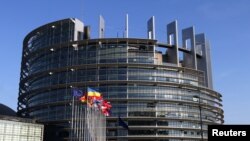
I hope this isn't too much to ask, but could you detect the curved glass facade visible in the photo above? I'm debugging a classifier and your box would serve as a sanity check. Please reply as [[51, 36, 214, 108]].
[[18, 18, 223, 141]]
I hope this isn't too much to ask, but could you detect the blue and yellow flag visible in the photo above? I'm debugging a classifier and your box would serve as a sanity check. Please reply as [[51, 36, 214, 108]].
[[87, 87, 101, 97]]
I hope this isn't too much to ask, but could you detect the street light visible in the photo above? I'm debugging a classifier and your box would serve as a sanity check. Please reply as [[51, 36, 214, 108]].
[[193, 95, 204, 141]]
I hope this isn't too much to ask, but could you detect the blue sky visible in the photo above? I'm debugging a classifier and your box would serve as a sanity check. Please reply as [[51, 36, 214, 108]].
[[0, 0, 250, 124]]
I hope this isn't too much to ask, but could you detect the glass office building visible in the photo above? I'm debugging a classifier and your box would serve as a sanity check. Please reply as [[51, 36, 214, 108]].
[[18, 18, 223, 141], [0, 117, 44, 141], [0, 104, 44, 141]]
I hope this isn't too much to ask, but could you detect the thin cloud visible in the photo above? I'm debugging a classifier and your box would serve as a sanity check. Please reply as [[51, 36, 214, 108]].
[[218, 70, 237, 78], [196, 1, 250, 21]]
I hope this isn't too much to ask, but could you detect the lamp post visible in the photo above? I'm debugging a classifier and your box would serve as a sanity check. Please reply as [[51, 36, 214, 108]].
[[193, 95, 204, 141]]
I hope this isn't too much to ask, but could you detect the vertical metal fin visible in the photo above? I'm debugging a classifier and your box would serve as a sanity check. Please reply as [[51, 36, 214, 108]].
[[147, 16, 155, 39], [125, 14, 129, 38], [167, 20, 179, 66], [182, 27, 197, 69], [196, 33, 213, 88], [99, 15, 105, 38]]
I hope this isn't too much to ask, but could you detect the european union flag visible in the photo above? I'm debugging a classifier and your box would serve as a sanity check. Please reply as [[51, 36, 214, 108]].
[[118, 116, 129, 130], [72, 88, 83, 97]]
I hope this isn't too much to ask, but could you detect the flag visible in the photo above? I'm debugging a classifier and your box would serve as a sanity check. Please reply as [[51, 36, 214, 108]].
[[101, 102, 111, 116], [102, 109, 111, 116], [87, 87, 101, 97], [92, 96, 103, 108], [79, 94, 87, 103], [102, 100, 112, 109], [84, 87, 112, 116], [72, 88, 83, 97], [118, 116, 129, 130], [92, 96, 103, 104]]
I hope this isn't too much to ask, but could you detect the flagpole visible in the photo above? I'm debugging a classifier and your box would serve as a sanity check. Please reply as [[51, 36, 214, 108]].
[[78, 102, 81, 140], [84, 106, 87, 141], [105, 114, 106, 141], [79, 102, 81, 140], [80, 105, 82, 140], [75, 100, 77, 140], [71, 95, 75, 141], [79, 104, 81, 140], [81, 104, 84, 140], [76, 100, 79, 140], [75, 98, 79, 140], [83, 87, 109, 141]]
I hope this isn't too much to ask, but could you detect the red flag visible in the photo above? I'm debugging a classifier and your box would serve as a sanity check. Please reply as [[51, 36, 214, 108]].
[[79, 94, 87, 103]]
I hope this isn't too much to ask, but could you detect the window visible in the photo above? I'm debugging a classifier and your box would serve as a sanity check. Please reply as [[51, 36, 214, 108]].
[[169, 34, 175, 45], [157, 120, 168, 126], [185, 38, 191, 49], [157, 129, 169, 135]]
